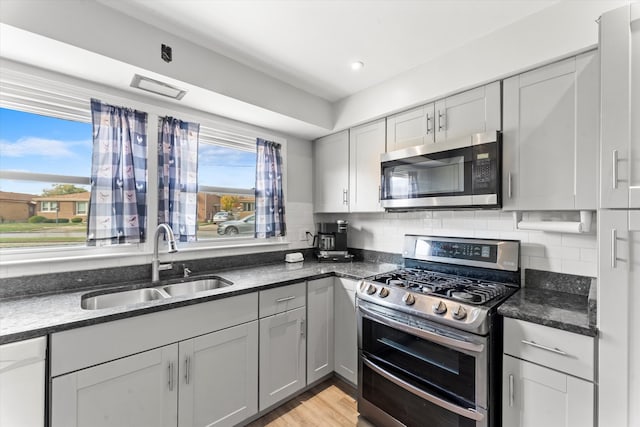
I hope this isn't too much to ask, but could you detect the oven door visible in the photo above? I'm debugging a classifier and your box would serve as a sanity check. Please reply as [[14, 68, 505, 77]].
[[358, 302, 488, 427]]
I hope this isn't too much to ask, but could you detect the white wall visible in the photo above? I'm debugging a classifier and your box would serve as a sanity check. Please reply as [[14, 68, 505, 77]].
[[332, 0, 630, 131], [317, 211, 597, 278]]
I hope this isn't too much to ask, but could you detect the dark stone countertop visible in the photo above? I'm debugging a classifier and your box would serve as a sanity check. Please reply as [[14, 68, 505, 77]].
[[498, 269, 597, 337], [0, 261, 397, 345]]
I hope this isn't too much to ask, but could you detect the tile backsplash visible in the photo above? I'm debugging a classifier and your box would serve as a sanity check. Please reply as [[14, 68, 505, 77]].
[[316, 210, 597, 278]]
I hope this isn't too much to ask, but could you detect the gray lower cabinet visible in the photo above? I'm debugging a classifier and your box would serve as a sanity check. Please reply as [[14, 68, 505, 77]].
[[178, 322, 258, 427], [52, 322, 259, 427], [502, 318, 594, 427], [306, 277, 335, 384], [333, 277, 358, 385], [259, 306, 306, 411], [53, 344, 179, 427], [50, 294, 259, 427]]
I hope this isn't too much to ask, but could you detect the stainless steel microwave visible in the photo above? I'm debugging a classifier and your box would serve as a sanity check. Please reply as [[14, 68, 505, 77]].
[[380, 131, 501, 210]]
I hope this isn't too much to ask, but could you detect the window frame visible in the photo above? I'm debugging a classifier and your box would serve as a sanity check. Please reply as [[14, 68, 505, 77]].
[[0, 59, 290, 270]]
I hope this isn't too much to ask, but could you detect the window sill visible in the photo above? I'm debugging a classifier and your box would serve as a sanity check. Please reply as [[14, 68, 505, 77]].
[[0, 238, 293, 277]]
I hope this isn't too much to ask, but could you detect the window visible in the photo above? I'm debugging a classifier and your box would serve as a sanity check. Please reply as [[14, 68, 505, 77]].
[[196, 129, 257, 240], [40, 201, 58, 212], [76, 201, 88, 215], [0, 107, 92, 248]]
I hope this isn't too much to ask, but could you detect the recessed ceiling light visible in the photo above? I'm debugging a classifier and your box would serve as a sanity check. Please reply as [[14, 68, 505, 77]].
[[351, 61, 364, 71], [130, 74, 187, 100]]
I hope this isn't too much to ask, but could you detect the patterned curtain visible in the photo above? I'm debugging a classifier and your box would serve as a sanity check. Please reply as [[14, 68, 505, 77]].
[[158, 117, 199, 242], [255, 138, 285, 238], [88, 99, 148, 245]]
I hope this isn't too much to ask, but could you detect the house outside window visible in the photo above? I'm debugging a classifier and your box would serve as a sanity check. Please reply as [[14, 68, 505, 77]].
[[40, 201, 58, 212]]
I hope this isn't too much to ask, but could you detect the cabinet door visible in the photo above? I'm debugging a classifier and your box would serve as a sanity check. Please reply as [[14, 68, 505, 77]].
[[313, 131, 350, 213], [598, 209, 640, 427], [178, 321, 258, 427], [502, 52, 598, 210], [386, 104, 435, 151], [349, 119, 386, 212], [503, 355, 594, 427], [52, 344, 178, 427], [434, 81, 500, 144], [307, 278, 334, 384], [600, 4, 640, 208], [333, 278, 358, 385], [0, 337, 46, 427], [259, 306, 306, 410]]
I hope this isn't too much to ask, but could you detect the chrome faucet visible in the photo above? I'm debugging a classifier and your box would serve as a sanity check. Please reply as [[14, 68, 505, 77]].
[[152, 223, 178, 283]]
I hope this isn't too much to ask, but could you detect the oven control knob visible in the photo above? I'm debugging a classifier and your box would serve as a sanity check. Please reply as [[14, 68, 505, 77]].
[[402, 293, 416, 305], [378, 287, 389, 298], [432, 301, 447, 315], [452, 305, 467, 320], [366, 284, 377, 295]]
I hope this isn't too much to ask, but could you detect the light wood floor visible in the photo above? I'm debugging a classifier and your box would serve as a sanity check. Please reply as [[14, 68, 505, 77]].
[[246, 377, 360, 427]]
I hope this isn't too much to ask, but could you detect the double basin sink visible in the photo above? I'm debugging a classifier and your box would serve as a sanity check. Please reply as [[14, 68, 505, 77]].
[[81, 275, 233, 310]]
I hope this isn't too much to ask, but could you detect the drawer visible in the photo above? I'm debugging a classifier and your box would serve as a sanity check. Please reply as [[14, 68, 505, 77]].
[[504, 318, 594, 381], [259, 282, 306, 318]]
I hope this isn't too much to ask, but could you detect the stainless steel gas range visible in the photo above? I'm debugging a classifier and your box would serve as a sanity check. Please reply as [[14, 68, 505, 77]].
[[356, 235, 520, 427]]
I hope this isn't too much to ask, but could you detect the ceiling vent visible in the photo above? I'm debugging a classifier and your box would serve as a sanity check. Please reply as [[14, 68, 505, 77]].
[[130, 74, 186, 100]]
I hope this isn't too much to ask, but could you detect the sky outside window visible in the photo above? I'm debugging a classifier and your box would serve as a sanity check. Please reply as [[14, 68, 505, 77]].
[[0, 107, 92, 195]]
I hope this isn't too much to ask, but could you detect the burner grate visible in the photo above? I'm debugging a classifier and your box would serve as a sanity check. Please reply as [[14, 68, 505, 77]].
[[372, 268, 510, 305]]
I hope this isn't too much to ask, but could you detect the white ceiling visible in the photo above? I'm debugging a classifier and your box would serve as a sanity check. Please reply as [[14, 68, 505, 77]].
[[98, 0, 559, 102]]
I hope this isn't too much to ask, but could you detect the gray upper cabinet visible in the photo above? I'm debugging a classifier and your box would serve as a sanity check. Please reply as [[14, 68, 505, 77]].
[[313, 131, 350, 213], [349, 119, 386, 212], [385, 82, 500, 153], [386, 103, 435, 151], [600, 3, 640, 209], [434, 81, 501, 143], [502, 50, 599, 210]]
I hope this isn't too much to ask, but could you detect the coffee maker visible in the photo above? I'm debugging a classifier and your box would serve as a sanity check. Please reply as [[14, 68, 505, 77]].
[[315, 220, 353, 262]]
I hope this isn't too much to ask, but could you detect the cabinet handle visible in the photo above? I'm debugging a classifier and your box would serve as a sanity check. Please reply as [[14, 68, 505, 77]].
[[168, 362, 174, 391], [300, 318, 306, 338], [426, 113, 432, 134], [343, 189, 348, 205], [521, 340, 568, 356], [612, 149, 619, 189], [184, 356, 191, 385], [438, 110, 445, 131], [508, 172, 513, 199], [509, 374, 514, 407], [276, 296, 296, 303], [611, 228, 618, 268]]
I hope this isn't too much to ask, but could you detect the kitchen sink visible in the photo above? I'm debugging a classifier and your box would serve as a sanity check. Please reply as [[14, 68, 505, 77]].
[[162, 277, 233, 297], [81, 288, 168, 310], [80, 275, 235, 310]]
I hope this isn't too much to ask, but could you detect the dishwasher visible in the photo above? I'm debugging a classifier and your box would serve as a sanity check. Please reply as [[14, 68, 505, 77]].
[[0, 336, 46, 427]]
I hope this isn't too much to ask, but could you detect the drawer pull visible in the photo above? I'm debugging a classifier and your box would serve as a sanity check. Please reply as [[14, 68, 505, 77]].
[[276, 296, 296, 303], [521, 339, 568, 356]]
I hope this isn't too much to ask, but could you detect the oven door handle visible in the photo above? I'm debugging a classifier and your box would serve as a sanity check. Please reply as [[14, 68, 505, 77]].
[[359, 305, 485, 354], [363, 357, 485, 422]]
